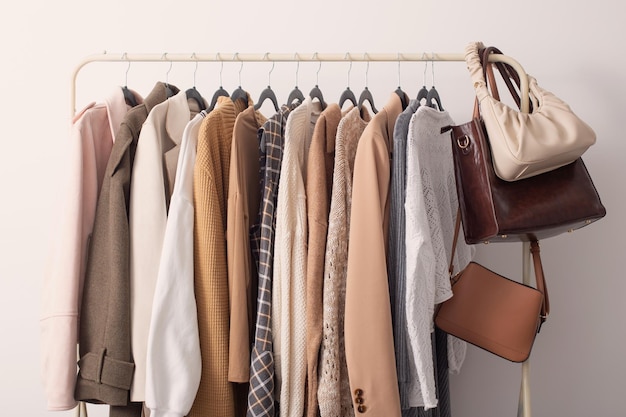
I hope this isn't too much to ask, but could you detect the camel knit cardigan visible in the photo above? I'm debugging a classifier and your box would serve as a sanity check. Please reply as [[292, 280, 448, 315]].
[[190, 95, 251, 417], [318, 106, 370, 417]]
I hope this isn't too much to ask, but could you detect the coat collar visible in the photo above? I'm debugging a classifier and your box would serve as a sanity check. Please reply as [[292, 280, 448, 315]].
[[165, 90, 191, 148], [105, 87, 143, 142], [105, 82, 172, 178]]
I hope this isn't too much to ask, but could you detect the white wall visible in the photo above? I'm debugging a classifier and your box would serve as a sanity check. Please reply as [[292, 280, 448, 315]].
[[2, 1, 623, 416]]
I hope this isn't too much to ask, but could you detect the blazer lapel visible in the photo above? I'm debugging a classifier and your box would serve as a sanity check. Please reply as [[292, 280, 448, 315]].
[[163, 91, 191, 198]]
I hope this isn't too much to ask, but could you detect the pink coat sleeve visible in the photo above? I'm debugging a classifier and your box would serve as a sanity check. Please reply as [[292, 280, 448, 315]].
[[40, 104, 113, 410]]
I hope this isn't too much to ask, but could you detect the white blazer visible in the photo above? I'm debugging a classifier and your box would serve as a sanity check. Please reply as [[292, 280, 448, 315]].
[[145, 113, 205, 417], [128, 91, 192, 401]]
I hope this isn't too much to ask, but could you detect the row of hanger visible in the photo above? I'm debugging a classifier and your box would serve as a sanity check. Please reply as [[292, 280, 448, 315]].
[[121, 54, 445, 116]]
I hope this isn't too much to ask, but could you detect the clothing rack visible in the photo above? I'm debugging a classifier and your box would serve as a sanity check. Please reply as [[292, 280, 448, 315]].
[[71, 51, 533, 417], [71, 51, 530, 116]]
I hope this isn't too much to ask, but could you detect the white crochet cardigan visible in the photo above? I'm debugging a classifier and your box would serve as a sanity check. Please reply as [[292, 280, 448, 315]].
[[404, 106, 475, 409]]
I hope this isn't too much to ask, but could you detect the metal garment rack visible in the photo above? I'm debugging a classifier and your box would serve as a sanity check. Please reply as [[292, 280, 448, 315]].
[[71, 51, 533, 417]]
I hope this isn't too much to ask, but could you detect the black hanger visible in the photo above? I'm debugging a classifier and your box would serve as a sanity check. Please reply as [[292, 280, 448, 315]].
[[231, 86, 249, 104], [339, 87, 357, 109], [287, 86, 305, 105], [358, 86, 378, 114], [186, 87, 207, 111], [207, 58, 229, 112], [230, 57, 249, 105], [309, 85, 327, 110], [254, 86, 280, 112], [163, 55, 175, 98], [416, 56, 430, 105], [287, 58, 305, 105], [309, 58, 327, 110], [356, 60, 378, 113], [185, 56, 207, 111], [427, 86, 444, 111], [339, 58, 357, 109], [122, 86, 138, 107], [426, 57, 443, 110], [207, 86, 229, 112], [416, 84, 429, 104], [254, 58, 280, 113], [121, 55, 138, 107], [395, 87, 408, 111]]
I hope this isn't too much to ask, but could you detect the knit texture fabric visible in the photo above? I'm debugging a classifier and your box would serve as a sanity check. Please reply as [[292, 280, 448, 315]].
[[404, 106, 474, 409], [304, 104, 342, 417], [387, 99, 420, 412], [317, 106, 369, 417], [190, 95, 249, 417], [273, 97, 321, 417]]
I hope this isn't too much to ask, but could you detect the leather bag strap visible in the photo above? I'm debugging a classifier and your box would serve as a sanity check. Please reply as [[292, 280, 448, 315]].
[[449, 209, 462, 277], [530, 241, 550, 330], [480, 46, 523, 109]]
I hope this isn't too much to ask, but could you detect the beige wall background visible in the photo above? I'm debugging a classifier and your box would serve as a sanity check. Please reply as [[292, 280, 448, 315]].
[[1, 1, 623, 416]]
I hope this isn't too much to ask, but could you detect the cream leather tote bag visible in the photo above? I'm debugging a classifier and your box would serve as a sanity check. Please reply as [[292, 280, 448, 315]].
[[465, 42, 596, 181]]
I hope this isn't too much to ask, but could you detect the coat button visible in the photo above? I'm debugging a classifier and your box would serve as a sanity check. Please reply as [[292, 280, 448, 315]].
[[354, 389, 363, 396], [357, 405, 367, 413], [355, 397, 364, 404]]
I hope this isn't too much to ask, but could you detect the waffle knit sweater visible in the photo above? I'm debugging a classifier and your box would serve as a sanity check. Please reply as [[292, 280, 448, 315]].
[[190, 95, 250, 417]]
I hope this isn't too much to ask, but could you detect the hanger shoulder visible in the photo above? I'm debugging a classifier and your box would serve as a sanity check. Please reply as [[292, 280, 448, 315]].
[[186, 86, 207, 111], [358, 87, 378, 114], [122, 86, 138, 107], [230, 86, 249, 105], [208, 87, 229, 112], [254, 86, 280, 112], [339, 87, 357, 108], [427, 86, 444, 111], [309, 85, 327, 110], [394, 87, 408, 111], [416, 85, 429, 104], [287, 87, 305, 106]]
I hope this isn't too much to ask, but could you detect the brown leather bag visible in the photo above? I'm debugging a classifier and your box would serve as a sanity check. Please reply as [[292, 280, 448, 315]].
[[447, 47, 606, 244], [434, 216, 549, 363]]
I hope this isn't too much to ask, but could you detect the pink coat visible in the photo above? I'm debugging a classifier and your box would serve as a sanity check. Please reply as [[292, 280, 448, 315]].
[[40, 88, 142, 411]]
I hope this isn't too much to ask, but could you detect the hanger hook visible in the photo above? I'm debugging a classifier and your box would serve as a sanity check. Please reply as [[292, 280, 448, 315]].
[[294, 53, 300, 87], [397, 52, 402, 88], [364, 53, 370, 88], [233, 52, 243, 87], [431, 51, 436, 86], [216, 53, 224, 87], [162, 53, 173, 84], [313, 52, 321, 86], [264, 53, 275, 86], [421, 52, 429, 87], [344, 52, 352, 88], [191, 52, 199, 87], [122, 52, 131, 87]]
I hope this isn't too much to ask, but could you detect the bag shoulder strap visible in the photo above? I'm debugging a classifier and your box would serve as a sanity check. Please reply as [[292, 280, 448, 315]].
[[449, 208, 462, 277], [530, 241, 550, 330]]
